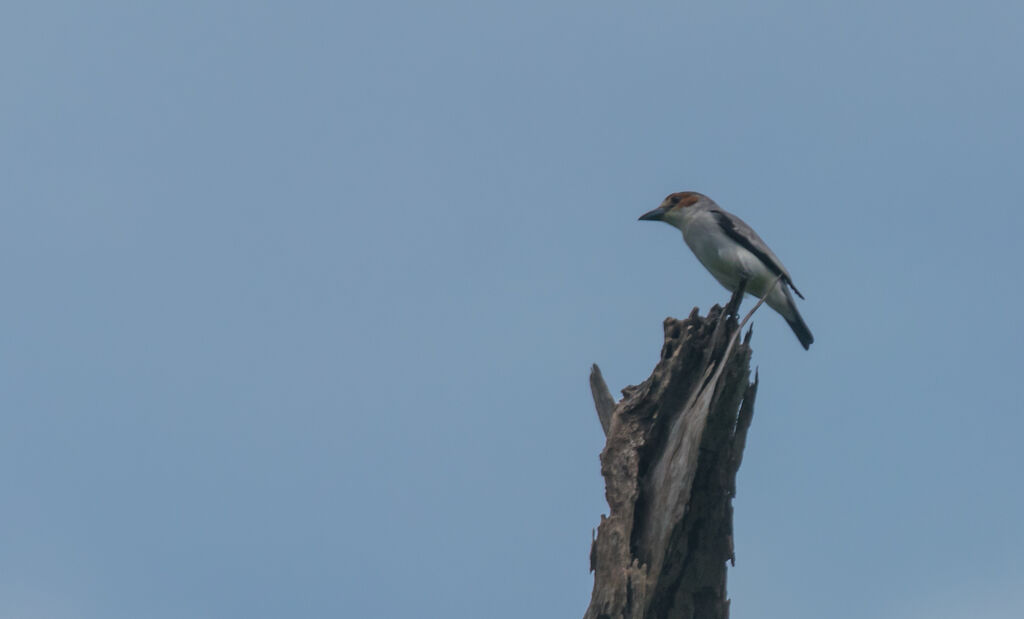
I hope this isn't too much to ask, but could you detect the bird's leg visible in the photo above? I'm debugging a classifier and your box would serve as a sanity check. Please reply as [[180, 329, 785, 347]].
[[725, 277, 749, 320], [715, 275, 784, 369]]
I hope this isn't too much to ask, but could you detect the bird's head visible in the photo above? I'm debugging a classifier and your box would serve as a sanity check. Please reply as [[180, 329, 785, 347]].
[[638, 191, 708, 227]]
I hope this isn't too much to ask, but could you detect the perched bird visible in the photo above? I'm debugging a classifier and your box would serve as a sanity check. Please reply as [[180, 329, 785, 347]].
[[639, 191, 814, 349]]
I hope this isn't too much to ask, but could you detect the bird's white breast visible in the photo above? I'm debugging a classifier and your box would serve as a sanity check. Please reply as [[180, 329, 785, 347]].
[[678, 209, 775, 295]]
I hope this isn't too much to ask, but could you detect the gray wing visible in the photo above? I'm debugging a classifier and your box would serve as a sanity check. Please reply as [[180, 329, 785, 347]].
[[710, 209, 804, 299]]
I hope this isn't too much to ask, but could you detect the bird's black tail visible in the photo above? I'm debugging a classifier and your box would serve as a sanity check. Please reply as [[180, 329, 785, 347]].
[[786, 308, 814, 350]]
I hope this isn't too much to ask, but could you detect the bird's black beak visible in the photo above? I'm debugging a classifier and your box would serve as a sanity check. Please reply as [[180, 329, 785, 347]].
[[638, 205, 668, 221]]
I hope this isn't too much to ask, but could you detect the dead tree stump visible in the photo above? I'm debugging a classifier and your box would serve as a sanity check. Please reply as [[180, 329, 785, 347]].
[[586, 287, 759, 619]]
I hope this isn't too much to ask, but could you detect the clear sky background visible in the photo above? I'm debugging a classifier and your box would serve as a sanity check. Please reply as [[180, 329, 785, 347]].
[[2, 2, 1022, 618]]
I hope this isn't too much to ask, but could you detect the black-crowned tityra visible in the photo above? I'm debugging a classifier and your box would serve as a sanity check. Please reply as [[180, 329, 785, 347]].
[[639, 191, 814, 349]]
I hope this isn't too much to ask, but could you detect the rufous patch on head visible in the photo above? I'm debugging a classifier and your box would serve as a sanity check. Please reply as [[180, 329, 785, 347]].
[[665, 191, 701, 209]]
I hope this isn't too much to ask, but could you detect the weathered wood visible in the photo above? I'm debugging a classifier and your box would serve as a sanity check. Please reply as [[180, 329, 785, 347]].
[[585, 288, 758, 619], [590, 364, 616, 436]]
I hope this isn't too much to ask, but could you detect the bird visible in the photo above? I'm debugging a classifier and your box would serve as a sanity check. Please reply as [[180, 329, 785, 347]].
[[638, 191, 813, 349]]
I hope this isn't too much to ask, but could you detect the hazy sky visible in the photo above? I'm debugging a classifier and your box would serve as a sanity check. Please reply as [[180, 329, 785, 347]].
[[2, 2, 1022, 618]]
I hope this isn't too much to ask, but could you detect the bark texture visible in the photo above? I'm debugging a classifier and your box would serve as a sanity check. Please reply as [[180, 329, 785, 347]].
[[586, 288, 758, 619]]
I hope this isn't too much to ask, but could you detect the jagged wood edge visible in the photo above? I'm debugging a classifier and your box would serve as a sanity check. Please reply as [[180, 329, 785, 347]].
[[585, 285, 764, 619]]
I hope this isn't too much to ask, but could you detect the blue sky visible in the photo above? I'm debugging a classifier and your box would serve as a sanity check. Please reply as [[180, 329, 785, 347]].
[[2, 2, 1022, 618]]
